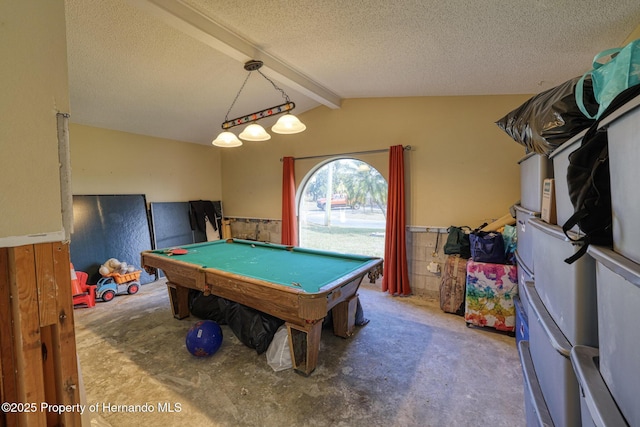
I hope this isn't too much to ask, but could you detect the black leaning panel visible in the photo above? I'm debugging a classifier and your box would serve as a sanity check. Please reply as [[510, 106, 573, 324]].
[[149, 201, 197, 279], [149, 202, 196, 250], [70, 195, 154, 285]]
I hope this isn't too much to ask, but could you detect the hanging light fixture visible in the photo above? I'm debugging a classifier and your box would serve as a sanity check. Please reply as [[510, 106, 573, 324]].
[[238, 123, 271, 141], [272, 114, 306, 134], [212, 131, 242, 147], [212, 59, 306, 147]]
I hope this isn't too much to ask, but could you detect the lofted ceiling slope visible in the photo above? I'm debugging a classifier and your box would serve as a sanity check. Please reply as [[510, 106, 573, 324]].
[[64, 0, 640, 145]]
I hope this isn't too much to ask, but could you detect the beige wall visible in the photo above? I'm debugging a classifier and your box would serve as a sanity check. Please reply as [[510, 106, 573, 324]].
[[69, 124, 222, 203], [624, 23, 640, 45], [0, 0, 69, 243], [221, 95, 530, 227]]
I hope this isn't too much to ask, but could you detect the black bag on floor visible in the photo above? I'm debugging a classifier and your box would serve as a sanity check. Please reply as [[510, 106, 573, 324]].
[[562, 85, 640, 264], [220, 299, 284, 355], [189, 290, 227, 323]]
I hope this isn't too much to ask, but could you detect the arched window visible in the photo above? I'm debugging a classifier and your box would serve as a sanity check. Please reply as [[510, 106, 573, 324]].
[[298, 158, 387, 257]]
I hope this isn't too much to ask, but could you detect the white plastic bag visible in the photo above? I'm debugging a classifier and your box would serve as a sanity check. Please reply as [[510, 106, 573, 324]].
[[266, 325, 292, 372]]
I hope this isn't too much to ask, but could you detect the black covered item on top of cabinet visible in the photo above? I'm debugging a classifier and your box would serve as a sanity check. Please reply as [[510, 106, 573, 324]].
[[495, 76, 598, 155]]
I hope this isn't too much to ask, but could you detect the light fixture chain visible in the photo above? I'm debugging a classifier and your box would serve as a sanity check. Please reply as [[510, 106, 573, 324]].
[[257, 69, 291, 104], [224, 71, 252, 121]]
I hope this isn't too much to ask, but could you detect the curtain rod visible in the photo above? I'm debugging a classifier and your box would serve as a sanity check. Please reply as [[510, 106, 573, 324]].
[[280, 145, 411, 162]]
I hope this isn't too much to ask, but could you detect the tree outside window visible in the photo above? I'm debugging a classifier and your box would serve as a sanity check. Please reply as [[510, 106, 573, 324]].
[[299, 159, 387, 257]]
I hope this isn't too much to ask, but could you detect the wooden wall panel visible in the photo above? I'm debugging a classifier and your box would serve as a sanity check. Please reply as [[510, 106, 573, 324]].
[[0, 247, 18, 427], [35, 243, 58, 327], [50, 242, 80, 427], [0, 242, 80, 426], [9, 244, 47, 426]]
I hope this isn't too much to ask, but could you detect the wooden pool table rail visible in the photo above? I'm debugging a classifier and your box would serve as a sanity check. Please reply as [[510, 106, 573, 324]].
[[141, 250, 382, 375]]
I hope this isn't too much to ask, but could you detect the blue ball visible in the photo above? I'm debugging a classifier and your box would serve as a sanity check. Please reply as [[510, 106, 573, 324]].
[[185, 320, 223, 357]]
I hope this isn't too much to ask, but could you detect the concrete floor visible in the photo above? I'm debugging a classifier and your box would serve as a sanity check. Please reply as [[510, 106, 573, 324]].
[[74, 279, 525, 427]]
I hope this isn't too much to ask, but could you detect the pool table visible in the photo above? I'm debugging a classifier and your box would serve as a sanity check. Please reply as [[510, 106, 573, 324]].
[[141, 239, 383, 375]]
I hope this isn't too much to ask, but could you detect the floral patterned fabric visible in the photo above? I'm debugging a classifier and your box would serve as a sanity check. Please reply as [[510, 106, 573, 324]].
[[464, 260, 518, 332]]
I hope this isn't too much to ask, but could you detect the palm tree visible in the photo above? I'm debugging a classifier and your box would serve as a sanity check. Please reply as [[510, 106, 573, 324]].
[[336, 160, 387, 216], [304, 159, 387, 215]]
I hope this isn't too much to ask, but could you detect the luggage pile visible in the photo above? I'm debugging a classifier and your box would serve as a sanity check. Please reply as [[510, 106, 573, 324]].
[[439, 221, 518, 327]]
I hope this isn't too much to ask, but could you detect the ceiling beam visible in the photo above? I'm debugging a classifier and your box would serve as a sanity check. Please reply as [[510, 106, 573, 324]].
[[129, 0, 342, 109]]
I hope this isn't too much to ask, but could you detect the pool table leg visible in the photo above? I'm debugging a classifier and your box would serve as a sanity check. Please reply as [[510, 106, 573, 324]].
[[166, 282, 190, 319], [286, 321, 322, 376], [331, 293, 358, 338]]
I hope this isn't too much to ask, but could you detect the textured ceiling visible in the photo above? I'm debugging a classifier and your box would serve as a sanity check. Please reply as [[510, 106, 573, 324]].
[[65, 0, 640, 145]]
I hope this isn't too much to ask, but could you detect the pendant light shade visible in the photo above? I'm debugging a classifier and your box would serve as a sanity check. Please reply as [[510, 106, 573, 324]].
[[212, 131, 242, 147], [213, 60, 307, 146], [239, 124, 271, 141], [271, 114, 306, 134]]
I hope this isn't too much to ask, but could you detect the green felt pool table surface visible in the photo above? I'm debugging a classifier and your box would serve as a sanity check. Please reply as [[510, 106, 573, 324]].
[[147, 239, 378, 293]]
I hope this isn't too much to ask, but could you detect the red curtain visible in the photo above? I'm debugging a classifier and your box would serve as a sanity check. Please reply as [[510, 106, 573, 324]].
[[281, 156, 298, 246], [382, 145, 411, 296]]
